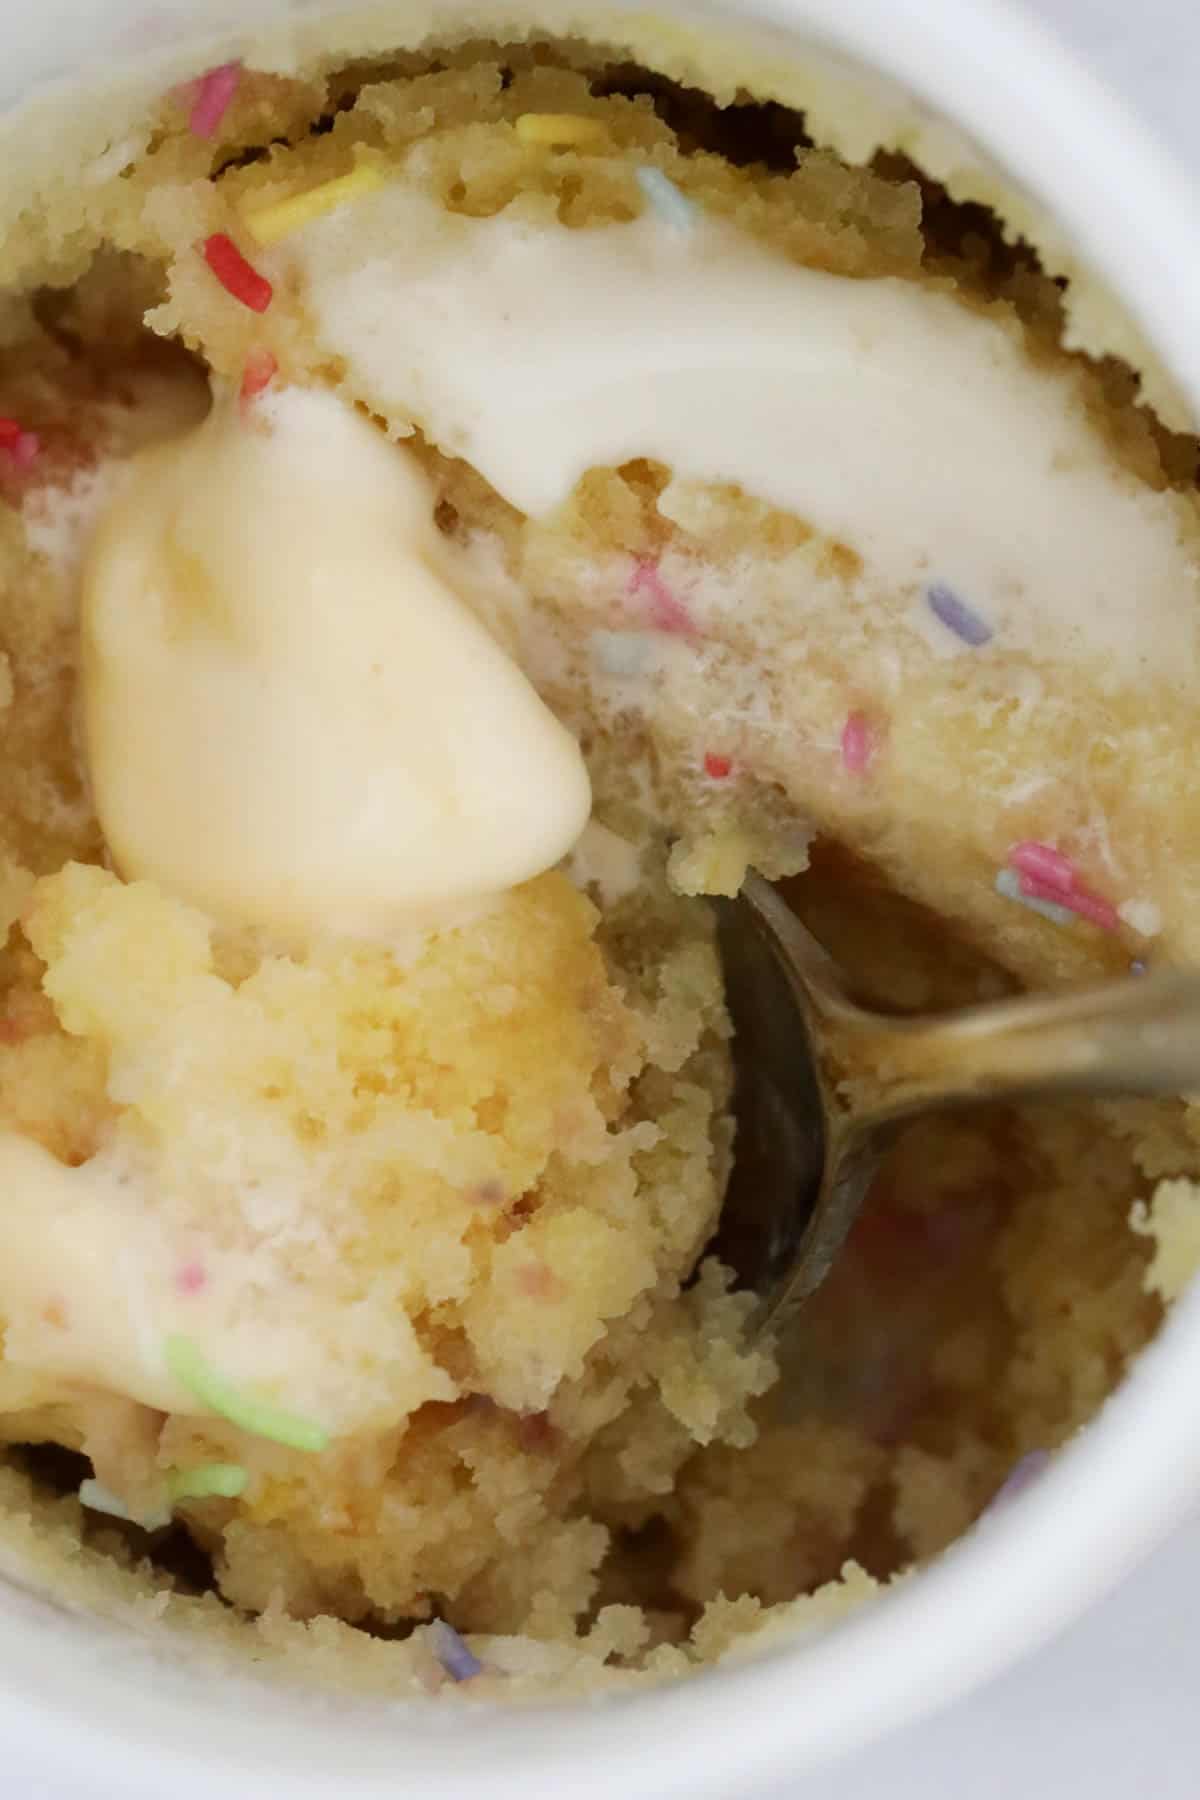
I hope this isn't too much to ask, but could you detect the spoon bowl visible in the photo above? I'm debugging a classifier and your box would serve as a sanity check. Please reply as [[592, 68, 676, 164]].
[[713, 871, 1200, 1327]]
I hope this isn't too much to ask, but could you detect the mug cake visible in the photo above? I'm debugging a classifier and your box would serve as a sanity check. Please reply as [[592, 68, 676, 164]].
[[0, 12, 1197, 1700]]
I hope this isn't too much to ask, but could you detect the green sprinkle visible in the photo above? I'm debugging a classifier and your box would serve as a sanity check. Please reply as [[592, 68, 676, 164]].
[[165, 1335, 329, 1453], [168, 1462, 249, 1503]]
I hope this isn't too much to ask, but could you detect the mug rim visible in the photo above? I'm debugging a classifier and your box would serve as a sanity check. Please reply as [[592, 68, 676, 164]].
[[3, 0, 1200, 1793]]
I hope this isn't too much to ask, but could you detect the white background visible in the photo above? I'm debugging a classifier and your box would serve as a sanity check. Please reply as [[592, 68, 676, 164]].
[[774, 2, 1200, 1795]]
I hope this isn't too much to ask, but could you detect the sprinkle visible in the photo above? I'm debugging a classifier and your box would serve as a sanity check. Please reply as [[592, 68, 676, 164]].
[[1000, 842, 1121, 932], [168, 1463, 248, 1503], [990, 1449, 1051, 1510], [926, 581, 992, 647], [634, 167, 696, 231], [630, 558, 697, 639], [591, 629, 650, 677], [1019, 872, 1119, 932], [202, 234, 273, 313], [189, 62, 241, 140], [79, 1479, 130, 1521], [703, 752, 732, 780], [840, 711, 875, 775], [79, 1481, 171, 1532], [0, 419, 40, 468], [165, 1334, 329, 1452], [994, 867, 1075, 926], [514, 113, 608, 149], [240, 349, 278, 404], [516, 1261, 566, 1301], [1130, 959, 1148, 977], [1118, 898, 1162, 939], [1009, 841, 1076, 894], [428, 1620, 483, 1683], [243, 154, 388, 248], [175, 1261, 207, 1295]]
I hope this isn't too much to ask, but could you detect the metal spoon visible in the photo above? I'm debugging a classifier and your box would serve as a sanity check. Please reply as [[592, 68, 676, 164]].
[[712, 870, 1200, 1328]]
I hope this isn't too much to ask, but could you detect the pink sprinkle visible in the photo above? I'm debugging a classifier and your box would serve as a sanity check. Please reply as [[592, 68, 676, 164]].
[[1009, 841, 1076, 895], [1019, 873, 1119, 932], [189, 62, 241, 140], [239, 349, 278, 408], [703, 752, 732, 780], [516, 1261, 565, 1301], [175, 1261, 207, 1296], [629, 557, 698, 639], [0, 419, 22, 447], [840, 711, 875, 775]]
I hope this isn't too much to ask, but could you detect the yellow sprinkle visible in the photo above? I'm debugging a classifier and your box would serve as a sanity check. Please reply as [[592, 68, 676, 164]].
[[513, 113, 609, 149], [243, 156, 388, 248]]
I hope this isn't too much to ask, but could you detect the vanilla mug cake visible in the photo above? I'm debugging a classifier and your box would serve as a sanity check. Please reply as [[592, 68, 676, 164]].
[[1, 0, 1200, 1789]]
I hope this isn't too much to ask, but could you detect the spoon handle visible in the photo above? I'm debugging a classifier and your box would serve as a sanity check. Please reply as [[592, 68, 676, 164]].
[[845, 967, 1200, 1120], [740, 874, 1200, 1118]]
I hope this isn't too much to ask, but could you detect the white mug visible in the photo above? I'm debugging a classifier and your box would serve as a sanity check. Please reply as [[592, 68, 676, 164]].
[[1, 3, 1199, 1794]]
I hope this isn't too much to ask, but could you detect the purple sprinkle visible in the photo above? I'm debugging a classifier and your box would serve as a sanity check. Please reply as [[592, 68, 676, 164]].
[[428, 1619, 483, 1683], [990, 1449, 1051, 1510], [927, 582, 993, 647]]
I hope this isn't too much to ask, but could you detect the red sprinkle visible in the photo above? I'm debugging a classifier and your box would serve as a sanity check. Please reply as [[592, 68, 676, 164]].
[[189, 62, 242, 140], [703, 752, 732, 780], [840, 711, 875, 775], [175, 1261, 207, 1296], [1009, 841, 1076, 894], [629, 557, 698, 639], [240, 349, 279, 404], [0, 420, 41, 473], [202, 234, 274, 313], [1019, 872, 1119, 932]]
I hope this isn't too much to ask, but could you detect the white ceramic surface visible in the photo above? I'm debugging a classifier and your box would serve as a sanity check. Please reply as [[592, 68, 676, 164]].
[[2, 2, 1199, 1796]]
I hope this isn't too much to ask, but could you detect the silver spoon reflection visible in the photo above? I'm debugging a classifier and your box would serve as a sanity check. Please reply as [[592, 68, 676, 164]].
[[712, 872, 1200, 1329]]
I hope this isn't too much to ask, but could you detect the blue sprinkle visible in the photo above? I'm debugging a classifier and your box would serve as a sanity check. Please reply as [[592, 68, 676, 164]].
[[994, 867, 1074, 926], [635, 166, 697, 232], [927, 581, 993, 647], [990, 1449, 1051, 1511], [428, 1619, 483, 1683]]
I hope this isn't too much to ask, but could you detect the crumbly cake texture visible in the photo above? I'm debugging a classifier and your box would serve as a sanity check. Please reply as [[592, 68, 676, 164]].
[[0, 43, 1197, 1698]]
